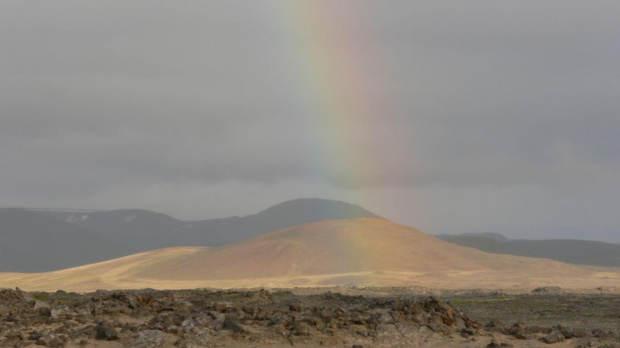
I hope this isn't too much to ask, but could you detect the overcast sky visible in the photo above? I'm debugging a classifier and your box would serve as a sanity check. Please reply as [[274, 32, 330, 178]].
[[1, 1, 619, 242]]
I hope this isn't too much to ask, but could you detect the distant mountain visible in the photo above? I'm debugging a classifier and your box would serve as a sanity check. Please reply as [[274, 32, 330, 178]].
[[34, 208, 187, 252], [434, 232, 509, 242], [437, 234, 620, 267], [0, 208, 137, 272], [177, 198, 382, 247], [0, 218, 601, 292], [34, 198, 380, 250], [1, 199, 379, 272]]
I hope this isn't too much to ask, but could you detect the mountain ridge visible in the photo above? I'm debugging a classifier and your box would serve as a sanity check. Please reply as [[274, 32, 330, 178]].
[[0, 208, 137, 272], [437, 233, 620, 267], [2, 198, 378, 272]]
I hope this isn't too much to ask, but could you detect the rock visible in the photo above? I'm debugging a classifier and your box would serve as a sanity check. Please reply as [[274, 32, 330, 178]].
[[242, 305, 257, 316], [485, 319, 506, 333], [486, 339, 513, 347], [374, 309, 394, 324], [103, 304, 131, 315], [130, 330, 166, 348], [212, 302, 234, 313], [50, 305, 71, 319], [38, 307, 52, 317], [293, 321, 313, 336], [206, 311, 225, 330], [166, 325, 178, 334], [461, 328, 475, 337], [28, 331, 44, 340], [427, 321, 451, 335], [559, 326, 574, 339], [532, 286, 562, 294], [508, 321, 526, 338], [223, 316, 246, 333], [269, 315, 287, 328], [0, 288, 26, 303], [443, 305, 455, 326], [540, 330, 565, 344], [33, 300, 50, 310], [572, 327, 587, 338], [95, 323, 119, 340], [35, 334, 62, 347]]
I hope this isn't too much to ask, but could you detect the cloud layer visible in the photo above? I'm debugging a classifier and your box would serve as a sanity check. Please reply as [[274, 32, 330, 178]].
[[1, 1, 619, 241]]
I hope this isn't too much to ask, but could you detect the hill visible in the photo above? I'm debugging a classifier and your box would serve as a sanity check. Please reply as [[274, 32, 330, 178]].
[[33, 198, 379, 249], [0, 209, 137, 272], [177, 198, 381, 247], [2, 218, 617, 292], [438, 234, 620, 267], [2, 199, 378, 272]]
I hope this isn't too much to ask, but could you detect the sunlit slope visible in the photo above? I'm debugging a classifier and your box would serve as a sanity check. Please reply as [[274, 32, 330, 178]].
[[0, 247, 206, 291], [130, 218, 589, 280], [1, 218, 618, 292]]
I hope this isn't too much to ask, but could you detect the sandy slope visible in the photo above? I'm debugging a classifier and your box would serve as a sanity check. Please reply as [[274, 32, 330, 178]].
[[1, 218, 619, 292]]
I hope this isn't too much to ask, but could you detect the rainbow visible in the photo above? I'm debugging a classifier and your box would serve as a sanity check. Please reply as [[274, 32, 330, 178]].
[[274, 2, 402, 189]]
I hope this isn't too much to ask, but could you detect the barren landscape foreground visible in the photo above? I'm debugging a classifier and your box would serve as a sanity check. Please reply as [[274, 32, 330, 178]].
[[3, 218, 620, 347], [4, 1, 620, 347], [1, 218, 619, 293], [2, 216, 620, 348], [2, 287, 620, 348]]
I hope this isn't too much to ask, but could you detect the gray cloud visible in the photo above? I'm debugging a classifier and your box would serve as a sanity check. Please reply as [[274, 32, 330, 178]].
[[1, 1, 619, 241]]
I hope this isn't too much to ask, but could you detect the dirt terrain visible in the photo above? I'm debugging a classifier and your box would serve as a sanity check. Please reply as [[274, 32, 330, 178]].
[[1, 287, 618, 348]]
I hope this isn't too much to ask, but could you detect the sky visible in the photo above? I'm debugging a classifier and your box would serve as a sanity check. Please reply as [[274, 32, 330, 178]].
[[1, 1, 619, 242]]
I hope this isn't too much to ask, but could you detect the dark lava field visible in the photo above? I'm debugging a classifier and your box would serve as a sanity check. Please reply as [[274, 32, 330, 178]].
[[0, 287, 618, 347]]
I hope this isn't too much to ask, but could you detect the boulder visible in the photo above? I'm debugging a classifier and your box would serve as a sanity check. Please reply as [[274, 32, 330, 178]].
[[541, 330, 565, 344], [130, 330, 167, 348]]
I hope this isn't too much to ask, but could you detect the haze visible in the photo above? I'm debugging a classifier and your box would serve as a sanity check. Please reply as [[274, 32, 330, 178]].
[[1, 1, 619, 242]]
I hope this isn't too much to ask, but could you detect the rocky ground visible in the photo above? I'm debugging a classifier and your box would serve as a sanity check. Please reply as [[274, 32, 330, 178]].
[[0, 287, 618, 348], [439, 288, 620, 334]]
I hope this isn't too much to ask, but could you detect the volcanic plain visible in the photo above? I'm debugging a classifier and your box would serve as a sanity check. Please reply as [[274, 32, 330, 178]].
[[1, 217, 620, 347]]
